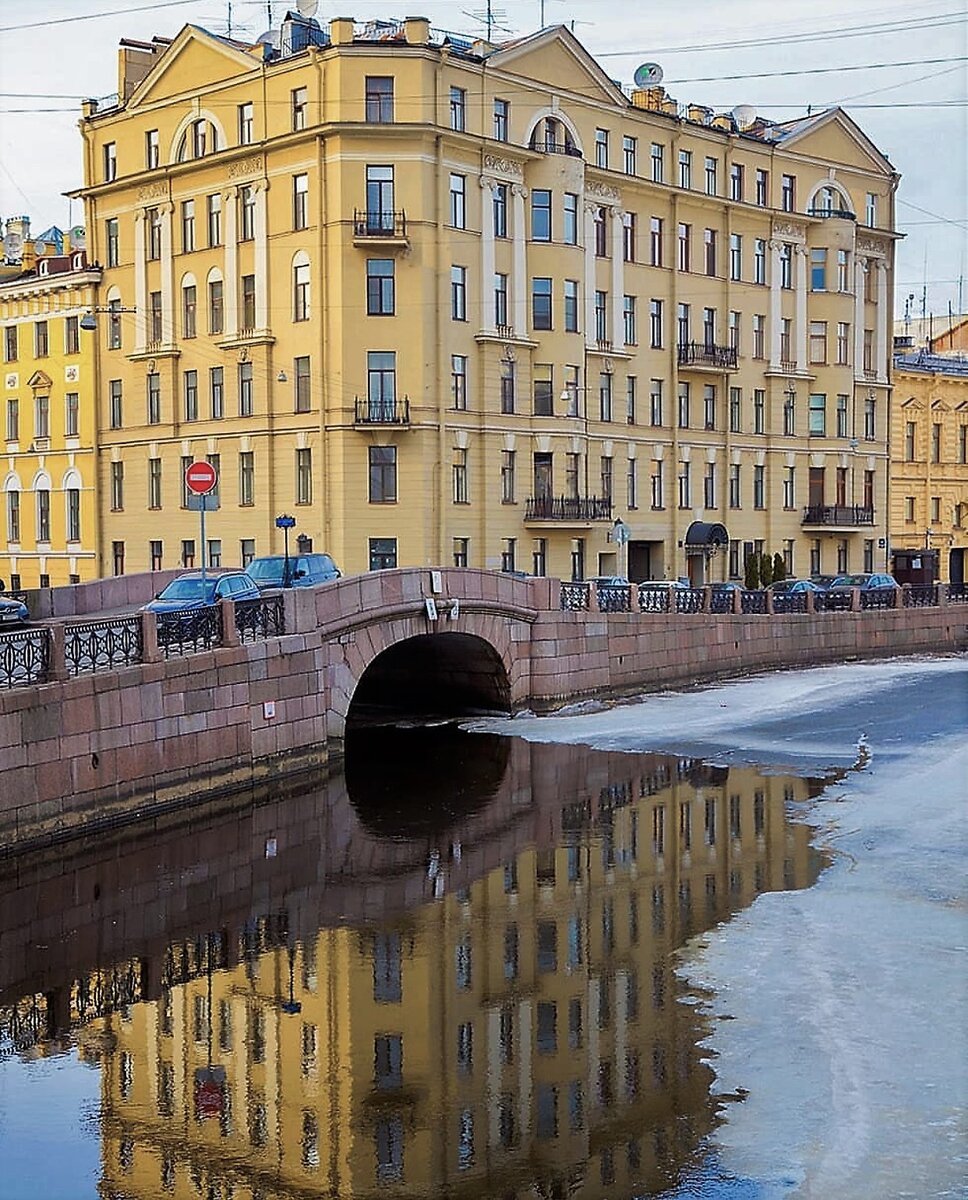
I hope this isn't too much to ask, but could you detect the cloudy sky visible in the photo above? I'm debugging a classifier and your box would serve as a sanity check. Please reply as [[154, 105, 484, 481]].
[[0, 0, 965, 319]]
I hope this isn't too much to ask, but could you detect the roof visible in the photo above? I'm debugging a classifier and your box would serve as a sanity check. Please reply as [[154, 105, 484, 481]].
[[894, 314, 968, 347], [684, 521, 729, 548], [894, 351, 968, 378]]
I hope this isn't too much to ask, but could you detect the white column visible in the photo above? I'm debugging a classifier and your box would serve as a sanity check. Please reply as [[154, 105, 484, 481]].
[[853, 256, 866, 376], [769, 240, 783, 367], [794, 244, 807, 370], [874, 259, 888, 382], [479, 177, 496, 331], [611, 208, 625, 348], [584, 202, 597, 345], [159, 202, 174, 346], [133, 211, 146, 351], [223, 188, 238, 337], [511, 184, 527, 337], [254, 182, 269, 332]]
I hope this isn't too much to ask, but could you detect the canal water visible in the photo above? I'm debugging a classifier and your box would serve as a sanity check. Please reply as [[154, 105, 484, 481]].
[[0, 656, 964, 1199]]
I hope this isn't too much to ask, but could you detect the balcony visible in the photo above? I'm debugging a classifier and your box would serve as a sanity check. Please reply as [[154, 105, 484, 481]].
[[801, 504, 874, 528], [352, 209, 408, 245], [677, 342, 738, 371], [525, 495, 613, 523], [807, 206, 856, 220], [354, 397, 410, 426], [530, 141, 583, 158]]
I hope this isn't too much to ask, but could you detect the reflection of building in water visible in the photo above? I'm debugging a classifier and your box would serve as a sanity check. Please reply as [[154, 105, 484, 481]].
[[82, 754, 821, 1200]]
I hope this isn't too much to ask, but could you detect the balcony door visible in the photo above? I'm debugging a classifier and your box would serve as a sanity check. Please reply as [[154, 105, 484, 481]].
[[808, 467, 825, 508], [533, 453, 553, 500], [835, 467, 848, 508], [366, 166, 394, 231]]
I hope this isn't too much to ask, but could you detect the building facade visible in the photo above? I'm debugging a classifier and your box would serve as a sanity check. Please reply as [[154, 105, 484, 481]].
[[74, 13, 899, 583], [891, 353, 968, 583], [0, 240, 101, 589]]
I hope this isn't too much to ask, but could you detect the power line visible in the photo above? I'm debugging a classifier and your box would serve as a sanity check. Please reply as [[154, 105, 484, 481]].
[[669, 56, 968, 84], [0, 0, 198, 33]]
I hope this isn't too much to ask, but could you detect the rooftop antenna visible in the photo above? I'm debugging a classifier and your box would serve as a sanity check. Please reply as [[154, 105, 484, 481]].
[[462, 1, 512, 40]]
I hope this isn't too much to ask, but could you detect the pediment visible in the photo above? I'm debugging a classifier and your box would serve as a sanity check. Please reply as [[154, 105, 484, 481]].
[[777, 108, 895, 175], [128, 25, 260, 109], [899, 396, 924, 410], [930, 399, 951, 412], [489, 26, 627, 108], [27, 370, 52, 390]]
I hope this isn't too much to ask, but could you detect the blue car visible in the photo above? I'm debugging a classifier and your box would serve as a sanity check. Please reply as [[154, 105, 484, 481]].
[[142, 570, 261, 613], [0, 593, 28, 628]]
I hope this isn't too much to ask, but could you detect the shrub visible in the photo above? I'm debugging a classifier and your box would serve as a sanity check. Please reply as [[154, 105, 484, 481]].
[[772, 552, 786, 583], [744, 555, 760, 590], [759, 552, 774, 588]]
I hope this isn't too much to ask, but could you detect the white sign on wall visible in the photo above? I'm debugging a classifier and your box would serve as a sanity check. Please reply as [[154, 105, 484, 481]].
[[64, 365, 80, 383], [4, 373, 17, 390]]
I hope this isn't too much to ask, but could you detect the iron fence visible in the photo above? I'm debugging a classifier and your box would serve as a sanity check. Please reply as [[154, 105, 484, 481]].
[[65, 616, 143, 676], [904, 585, 939, 608], [861, 589, 898, 610], [772, 592, 809, 614], [596, 583, 632, 613], [0, 627, 50, 688], [560, 582, 590, 611], [675, 588, 704, 615], [236, 594, 286, 643], [638, 587, 672, 614], [948, 583, 968, 603], [156, 605, 223, 657], [741, 590, 768, 615], [709, 590, 735, 614]]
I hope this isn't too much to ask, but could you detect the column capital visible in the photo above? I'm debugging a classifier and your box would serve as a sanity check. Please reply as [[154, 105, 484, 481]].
[[511, 183, 528, 199], [479, 175, 498, 191]]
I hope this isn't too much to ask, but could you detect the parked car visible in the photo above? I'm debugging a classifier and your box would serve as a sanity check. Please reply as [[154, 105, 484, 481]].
[[823, 572, 900, 610], [769, 578, 826, 611], [0, 593, 28, 628], [639, 579, 689, 591], [142, 570, 261, 613], [587, 575, 630, 588], [247, 553, 341, 589], [809, 575, 837, 591]]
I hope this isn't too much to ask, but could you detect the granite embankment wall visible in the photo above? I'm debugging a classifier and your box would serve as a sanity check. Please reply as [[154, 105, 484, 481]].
[[0, 567, 964, 851]]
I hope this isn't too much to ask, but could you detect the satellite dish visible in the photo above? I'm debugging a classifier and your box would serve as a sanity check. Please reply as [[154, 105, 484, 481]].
[[296, 0, 318, 16], [633, 62, 663, 88], [731, 104, 757, 130]]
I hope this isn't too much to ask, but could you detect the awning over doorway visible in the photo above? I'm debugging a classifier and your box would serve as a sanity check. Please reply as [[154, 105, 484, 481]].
[[684, 521, 729, 553]]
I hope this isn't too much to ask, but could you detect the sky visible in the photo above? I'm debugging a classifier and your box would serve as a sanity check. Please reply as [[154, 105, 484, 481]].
[[0, 0, 965, 321]]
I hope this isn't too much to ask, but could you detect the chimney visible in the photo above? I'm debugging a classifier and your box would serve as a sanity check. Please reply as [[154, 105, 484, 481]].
[[329, 16, 355, 45], [118, 39, 159, 100], [404, 16, 431, 45], [630, 86, 666, 112]]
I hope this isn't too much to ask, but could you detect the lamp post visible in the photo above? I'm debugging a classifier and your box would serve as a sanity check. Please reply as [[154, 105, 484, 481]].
[[275, 514, 296, 587]]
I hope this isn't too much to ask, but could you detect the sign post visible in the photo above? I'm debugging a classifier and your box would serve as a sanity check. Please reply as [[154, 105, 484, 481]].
[[611, 518, 631, 580], [184, 461, 219, 587], [275, 514, 297, 587]]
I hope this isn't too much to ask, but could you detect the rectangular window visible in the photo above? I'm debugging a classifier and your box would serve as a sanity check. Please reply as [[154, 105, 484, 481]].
[[730, 162, 744, 201], [532, 189, 551, 241], [780, 243, 792, 289], [704, 228, 717, 276], [651, 459, 664, 509], [182, 284, 196, 338], [449, 85, 466, 130], [146, 373, 161, 425], [34, 394, 49, 440], [677, 302, 690, 347], [183, 369, 198, 421], [294, 356, 311, 413], [651, 142, 664, 182], [703, 461, 716, 509], [149, 540, 163, 571], [783, 389, 797, 436], [703, 384, 716, 430], [531, 277, 552, 330], [294, 262, 310, 321], [147, 207, 162, 259], [781, 173, 796, 211], [296, 448, 312, 504], [3, 325, 16, 362], [239, 186, 255, 241], [866, 192, 877, 226], [650, 299, 663, 349], [627, 456, 637, 508], [753, 389, 765, 434], [809, 320, 827, 364], [181, 199, 195, 252], [678, 460, 691, 509], [210, 366, 224, 419], [931, 422, 941, 462], [595, 291, 608, 343], [836, 393, 849, 438], [623, 295, 636, 345], [533, 364, 553, 417], [623, 135, 637, 174], [453, 448, 468, 504], [449, 173, 466, 228], [238, 361, 253, 416], [149, 290, 162, 343], [362, 75, 394, 124], [783, 466, 795, 509], [65, 315, 79, 355], [836, 321, 850, 365], [677, 381, 690, 429], [207, 194, 221, 246], [145, 127, 160, 168], [864, 396, 876, 440], [493, 183, 508, 238], [451, 354, 468, 409], [453, 537, 469, 569], [623, 212, 636, 262], [599, 372, 613, 422], [65, 392, 79, 438], [838, 249, 850, 292], [5, 397, 17, 442], [809, 392, 826, 436], [110, 462, 124, 511], [562, 192, 578, 244], [650, 216, 663, 266], [500, 357, 515, 414], [105, 217, 119, 267], [729, 386, 741, 433], [366, 258, 394, 315], [649, 379, 663, 426], [811, 247, 827, 290], [678, 149, 692, 189], [241, 274, 256, 330], [148, 457, 162, 510], [564, 279, 579, 333], [595, 128, 609, 168], [368, 351, 397, 419], [753, 464, 766, 508], [753, 314, 765, 359], [451, 265, 467, 321], [103, 141, 116, 182], [494, 273, 509, 328], [501, 449, 515, 503], [626, 375, 636, 424], [291, 86, 308, 131], [489, 95, 509, 140], [729, 233, 742, 280], [753, 238, 766, 284], [208, 279, 223, 334], [677, 223, 690, 271], [109, 380, 122, 429], [293, 173, 309, 230], [728, 310, 740, 352], [34, 321, 48, 357], [704, 156, 718, 195], [728, 463, 741, 508], [238, 102, 253, 144], [239, 451, 254, 505], [755, 168, 768, 206]]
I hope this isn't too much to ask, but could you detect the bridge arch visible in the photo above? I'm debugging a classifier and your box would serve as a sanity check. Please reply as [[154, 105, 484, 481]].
[[346, 630, 512, 729]]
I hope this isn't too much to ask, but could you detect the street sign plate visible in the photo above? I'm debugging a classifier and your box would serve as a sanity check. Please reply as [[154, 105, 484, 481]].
[[187, 495, 220, 511], [185, 460, 218, 495]]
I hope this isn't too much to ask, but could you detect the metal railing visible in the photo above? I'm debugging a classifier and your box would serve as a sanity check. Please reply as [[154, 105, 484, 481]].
[[65, 616, 143, 676], [235, 594, 286, 643], [596, 583, 632, 613], [947, 582, 968, 603], [741, 589, 768, 614], [353, 209, 408, 238], [807, 206, 856, 220], [639, 588, 672, 614], [560, 582, 590, 611], [677, 342, 738, 370], [530, 141, 583, 158], [0, 628, 50, 688], [354, 397, 410, 424], [904, 584, 939, 608], [709, 589, 735, 614], [772, 591, 809, 614], [675, 588, 704, 614], [801, 505, 875, 526], [156, 605, 223, 658], [861, 588, 898, 610], [525, 496, 613, 521]]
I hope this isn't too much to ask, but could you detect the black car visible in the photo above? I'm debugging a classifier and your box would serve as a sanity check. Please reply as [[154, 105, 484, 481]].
[[248, 554, 341, 589], [824, 572, 900, 610]]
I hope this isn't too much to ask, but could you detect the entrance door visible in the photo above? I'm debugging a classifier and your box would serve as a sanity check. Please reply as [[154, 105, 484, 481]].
[[950, 548, 965, 585]]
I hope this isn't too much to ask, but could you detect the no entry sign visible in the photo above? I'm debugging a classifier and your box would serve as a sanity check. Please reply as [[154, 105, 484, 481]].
[[185, 460, 218, 495]]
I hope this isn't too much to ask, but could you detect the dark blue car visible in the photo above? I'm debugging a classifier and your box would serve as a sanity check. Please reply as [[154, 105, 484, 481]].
[[142, 570, 261, 613]]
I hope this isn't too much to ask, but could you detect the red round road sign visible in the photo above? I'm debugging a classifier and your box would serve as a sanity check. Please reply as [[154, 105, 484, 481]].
[[185, 460, 218, 495]]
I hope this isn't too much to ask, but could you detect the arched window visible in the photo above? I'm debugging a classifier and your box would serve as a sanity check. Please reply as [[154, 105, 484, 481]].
[[526, 110, 583, 158], [181, 272, 197, 339], [33, 470, 52, 543], [3, 471, 22, 544], [806, 180, 855, 219], [63, 468, 82, 543], [206, 267, 224, 336], [171, 113, 224, 164]]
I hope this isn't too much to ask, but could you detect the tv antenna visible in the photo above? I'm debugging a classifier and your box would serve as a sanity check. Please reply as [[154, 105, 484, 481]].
[[462, 1, 513, 40]]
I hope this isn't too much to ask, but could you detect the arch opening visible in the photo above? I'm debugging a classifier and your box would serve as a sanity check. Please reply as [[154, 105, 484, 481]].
[[346, 632, 512, 730]]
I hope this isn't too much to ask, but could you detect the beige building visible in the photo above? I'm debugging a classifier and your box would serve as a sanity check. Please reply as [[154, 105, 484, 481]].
[[891, 352, 968, 583], [74, 13, 899, 583]]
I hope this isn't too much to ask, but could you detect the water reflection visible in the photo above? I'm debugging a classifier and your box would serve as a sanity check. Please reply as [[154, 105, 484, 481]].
[[0, 732, 826, 1199]]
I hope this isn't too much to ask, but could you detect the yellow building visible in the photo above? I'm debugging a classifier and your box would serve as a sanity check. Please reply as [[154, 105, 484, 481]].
[[74, 13, 899, 583], [75, 756, 819, 1199], [891, 352, 968, 583], [0, 236, 102, 589]]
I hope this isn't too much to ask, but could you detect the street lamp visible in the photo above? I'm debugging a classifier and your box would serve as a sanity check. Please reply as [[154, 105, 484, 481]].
[[79, 305, 136, 331], [275, 514, 297, 587]]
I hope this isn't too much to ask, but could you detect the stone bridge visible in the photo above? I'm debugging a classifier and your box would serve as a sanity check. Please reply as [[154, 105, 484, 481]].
[[0, 567, 964, 850]]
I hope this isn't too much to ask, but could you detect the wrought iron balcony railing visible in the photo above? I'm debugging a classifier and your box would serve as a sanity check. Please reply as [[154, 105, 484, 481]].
[[677, 342, 738, 370], [807, 206, 856, 220], [801, 504, 874, 526], [530, 141, 583, 158], [354, 397, 410, 425], [353, 209, 408, 238], [525, 495, 613, 521]]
